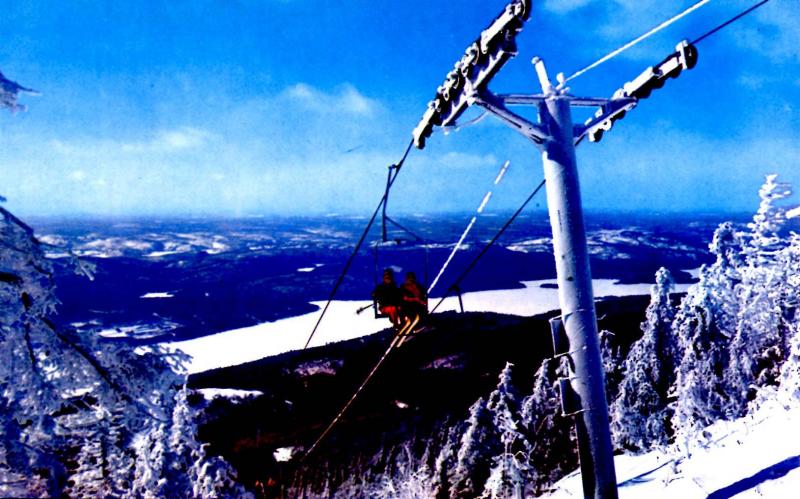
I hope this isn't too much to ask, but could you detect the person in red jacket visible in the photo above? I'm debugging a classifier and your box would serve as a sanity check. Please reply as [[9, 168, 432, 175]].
[[401, 271, 427, 323], [372, 269, 403, 327]]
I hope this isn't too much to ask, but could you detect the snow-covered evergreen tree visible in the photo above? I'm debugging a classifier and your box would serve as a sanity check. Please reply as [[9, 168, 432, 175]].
[[776, 318, 800, 407], [744, 174, 792, 265], [431, 421, 464, 499], [670, 219, 751, 443], [481, 450, 525, 499], [671, 270, 734, 449], [480, 363, 530, 499], [698, 221, 745, 345], [768, 231, 800, 407], [612, 268, 678, 452], [599, 329, 624, 404], [450, 397, 500, 498], [361, 441, 432, 498], [672, 174, 798, 449], [519, 357, 577, 495], [0, 206, 248, 498], [725, 176, 793, 413]]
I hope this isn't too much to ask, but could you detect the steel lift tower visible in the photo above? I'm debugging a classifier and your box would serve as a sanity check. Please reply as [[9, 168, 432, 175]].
[[412, 1, 698, 497]]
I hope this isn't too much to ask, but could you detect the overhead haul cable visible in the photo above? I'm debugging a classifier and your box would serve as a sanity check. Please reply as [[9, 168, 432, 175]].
[[564, 0, 771, 85], [690, 0, 771, 45], [302, 139, 414, 350], [563, 0, 712, 84], [427, 159, 510, 295], [302, 177, 546, 461], [430, 178, 546, 314], [301, 324, 409, 460]]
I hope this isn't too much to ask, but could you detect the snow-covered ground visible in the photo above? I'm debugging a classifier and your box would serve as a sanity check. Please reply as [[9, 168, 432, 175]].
[[195, 388, 264, 402], [167, 277, 692, 374], [543, 399, 800, 498]]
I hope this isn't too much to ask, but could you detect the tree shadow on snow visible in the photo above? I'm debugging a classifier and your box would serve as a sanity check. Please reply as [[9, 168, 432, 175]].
[[706, 455, 800, 499]]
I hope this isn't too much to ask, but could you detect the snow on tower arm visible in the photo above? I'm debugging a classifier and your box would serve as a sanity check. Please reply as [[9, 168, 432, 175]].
[[412, 0, 532, 149], [577, 40, 698, 144]]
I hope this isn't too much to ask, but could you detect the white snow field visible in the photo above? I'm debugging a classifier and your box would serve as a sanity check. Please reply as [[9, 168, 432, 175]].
[[167, 277, 691, 374], [543, 398, 800, 498]]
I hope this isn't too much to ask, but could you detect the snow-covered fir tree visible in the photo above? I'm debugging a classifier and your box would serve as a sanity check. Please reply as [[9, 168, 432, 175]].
[[758, 229, 800, 409], [599, 329, 624, 405], [726, 176, 794, 413], [431, 420, 464, 499], [704, 221, 745, 337], [362, 441, 432, 498], [0, 206, 249, 498], [612, 268, 678, 452], [450, 396, 501, 498], [480, 363, 531, 499], [670, 219, 751, 443], [744, 174, 792, 265], [672, 174, 798, 450], [481, 449, 525, 499], [671, 263, 737, 448], [519, 357, 577, 495]]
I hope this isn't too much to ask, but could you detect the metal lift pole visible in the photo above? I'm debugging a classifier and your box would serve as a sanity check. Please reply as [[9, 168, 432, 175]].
[[412, 1, 701, 493], [403, 2, 717, 496], [535, 62, 618, 499]]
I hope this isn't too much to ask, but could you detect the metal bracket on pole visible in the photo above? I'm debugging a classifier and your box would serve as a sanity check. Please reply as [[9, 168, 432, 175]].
[[550, 316, 569, 356], [500, 94, 611, 107], [469, 89, 550, 146], [558, 377, 585, 416]]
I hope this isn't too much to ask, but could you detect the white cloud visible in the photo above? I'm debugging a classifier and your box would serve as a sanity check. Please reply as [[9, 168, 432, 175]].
[[284, 83, 380, 116], [65, 170, 107, 190], [436, 151, 499, 169], [157, 127, 211, 150], [542, 0, 593, 15], [50, 127, 213, 161], [338, 86, 375, 115], [121, 127, 212, 153], [736, 73, 767, 90], [51, 139, 80, 156], [68, 170, 87, 181]]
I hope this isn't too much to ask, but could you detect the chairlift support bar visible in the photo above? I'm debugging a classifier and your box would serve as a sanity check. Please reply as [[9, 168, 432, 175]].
[[499, 94, 612, 107]]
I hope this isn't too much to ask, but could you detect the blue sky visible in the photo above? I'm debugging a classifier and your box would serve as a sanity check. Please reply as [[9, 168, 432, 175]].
[[0, 0, 798, 216]]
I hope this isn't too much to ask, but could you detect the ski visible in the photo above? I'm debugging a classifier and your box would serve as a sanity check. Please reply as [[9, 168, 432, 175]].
[[388, 316, 417, 349], [397, 315, 422, 347]]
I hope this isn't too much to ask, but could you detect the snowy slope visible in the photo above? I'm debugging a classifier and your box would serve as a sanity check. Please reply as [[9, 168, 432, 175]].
[[168, 277, 692, 373], [543, 399, 800, 498]]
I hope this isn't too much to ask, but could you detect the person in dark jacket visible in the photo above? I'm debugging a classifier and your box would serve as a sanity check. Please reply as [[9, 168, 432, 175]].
[[372, 269, 402, 327], [401, 271, 427, 322]]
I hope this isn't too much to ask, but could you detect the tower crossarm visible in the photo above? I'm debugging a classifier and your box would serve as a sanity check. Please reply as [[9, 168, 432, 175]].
[[469, 89, 550, 146], [574, 97, 637, 144], [576, 40, 699, 144]]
